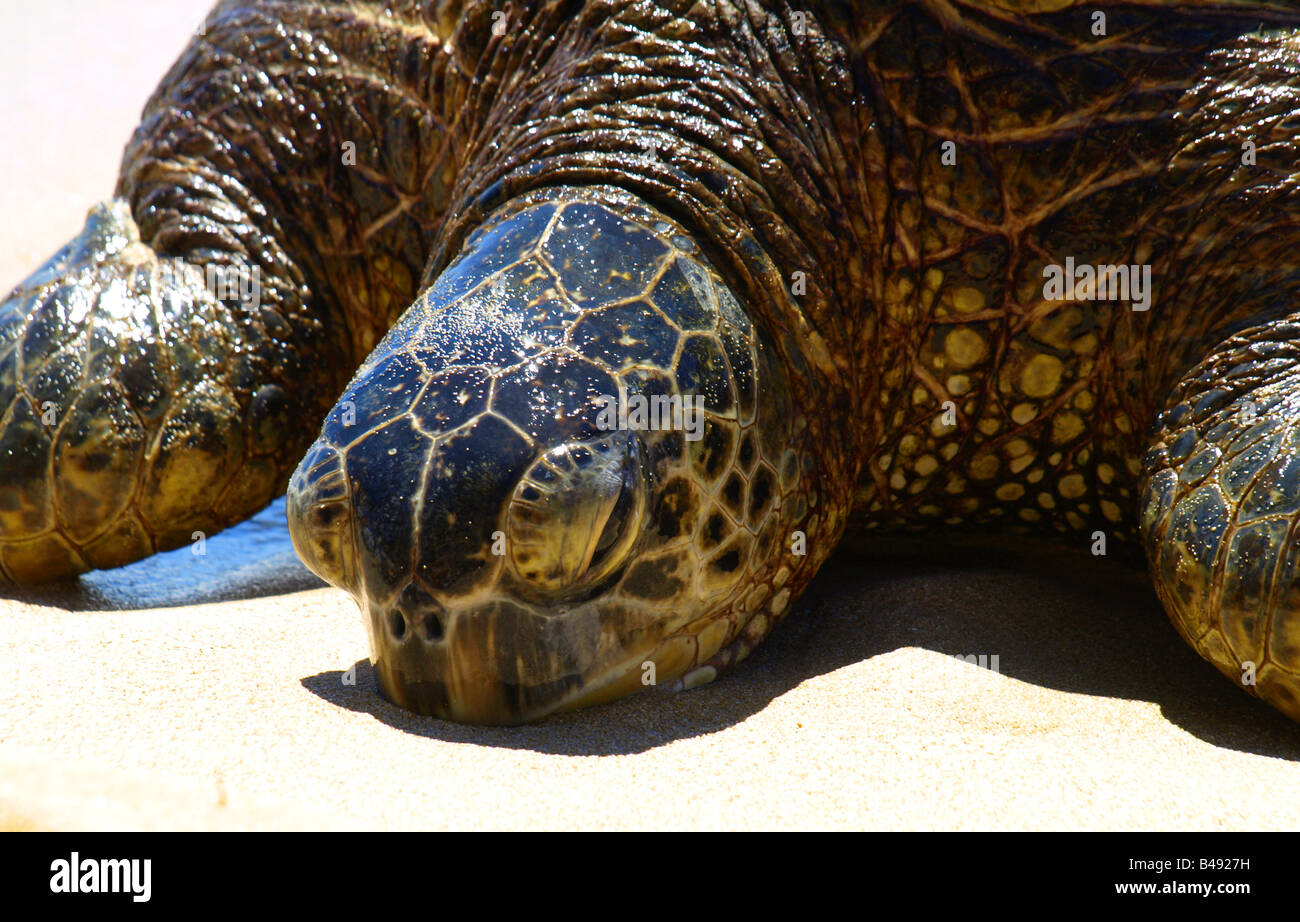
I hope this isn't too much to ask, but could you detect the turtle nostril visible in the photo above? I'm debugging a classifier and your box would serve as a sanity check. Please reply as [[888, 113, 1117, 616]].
[[389, 609, 407, 640], [393, 582, 445, 642]]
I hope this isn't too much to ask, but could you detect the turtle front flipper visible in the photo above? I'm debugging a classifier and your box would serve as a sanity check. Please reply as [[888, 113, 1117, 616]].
[[0, 3, 466, 581], [1142, 321, 1300, 721], [287, 187, 833, 723], [0, 199, 337, 581]]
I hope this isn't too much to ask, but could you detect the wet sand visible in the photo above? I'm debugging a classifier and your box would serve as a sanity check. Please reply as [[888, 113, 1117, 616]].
[[1, 1, 1298, 830]]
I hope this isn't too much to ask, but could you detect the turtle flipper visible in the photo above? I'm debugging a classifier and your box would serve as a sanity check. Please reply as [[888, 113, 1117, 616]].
[[0, 3, 461, 582], [0, 200, 326, 582], [1141, 320, 1300, 721]]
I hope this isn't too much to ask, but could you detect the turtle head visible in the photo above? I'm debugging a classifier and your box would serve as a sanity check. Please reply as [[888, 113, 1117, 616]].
[[288, 191, 809, 723]]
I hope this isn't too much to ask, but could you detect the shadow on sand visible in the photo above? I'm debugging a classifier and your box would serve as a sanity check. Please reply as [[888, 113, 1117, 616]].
[[302, 544, 1300, 759], [4, 497, 1292, 758], [0, 497, 323, 610]]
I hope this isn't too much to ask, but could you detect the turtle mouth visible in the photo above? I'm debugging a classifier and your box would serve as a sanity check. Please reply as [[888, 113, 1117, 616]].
[[366, 589, 663, 724], [370, 649, 644, 724]]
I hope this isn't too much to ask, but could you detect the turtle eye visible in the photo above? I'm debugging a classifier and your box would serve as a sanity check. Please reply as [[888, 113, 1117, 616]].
[[588, 462, 638, 571], [504, 435, 646, 596]]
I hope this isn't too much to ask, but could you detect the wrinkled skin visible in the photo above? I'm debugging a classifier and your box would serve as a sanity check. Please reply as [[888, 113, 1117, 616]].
[[4, 0, 1300, 724]]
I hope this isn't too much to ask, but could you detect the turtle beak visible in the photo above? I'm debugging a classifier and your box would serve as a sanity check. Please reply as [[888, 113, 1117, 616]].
[[366, 586, 657, 724]]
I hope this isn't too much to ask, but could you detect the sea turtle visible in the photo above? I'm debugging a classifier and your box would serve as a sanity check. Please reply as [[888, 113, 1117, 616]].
[[3, 0, 1300, 725]]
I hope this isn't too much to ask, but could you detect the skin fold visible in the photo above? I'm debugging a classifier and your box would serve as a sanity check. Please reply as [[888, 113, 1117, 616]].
[[3, 0, 1300, 723]]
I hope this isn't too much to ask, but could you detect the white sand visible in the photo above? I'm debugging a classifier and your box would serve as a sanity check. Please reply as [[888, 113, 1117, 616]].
[[1, 0, 1298, 831]]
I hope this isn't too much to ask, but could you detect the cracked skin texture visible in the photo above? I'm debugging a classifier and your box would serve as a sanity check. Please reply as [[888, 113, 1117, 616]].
[[2, 0, 1300, 722]]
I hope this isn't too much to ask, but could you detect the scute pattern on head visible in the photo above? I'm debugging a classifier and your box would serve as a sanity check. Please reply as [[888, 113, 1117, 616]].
[[288, 186, 822, 722]]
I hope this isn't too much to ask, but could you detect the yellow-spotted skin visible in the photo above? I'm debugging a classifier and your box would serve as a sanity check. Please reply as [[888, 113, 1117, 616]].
[[4, 1, 1300, 722]]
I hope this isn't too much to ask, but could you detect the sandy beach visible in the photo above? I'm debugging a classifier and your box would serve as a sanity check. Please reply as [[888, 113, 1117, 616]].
[[1, 0, 1298, 831]]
